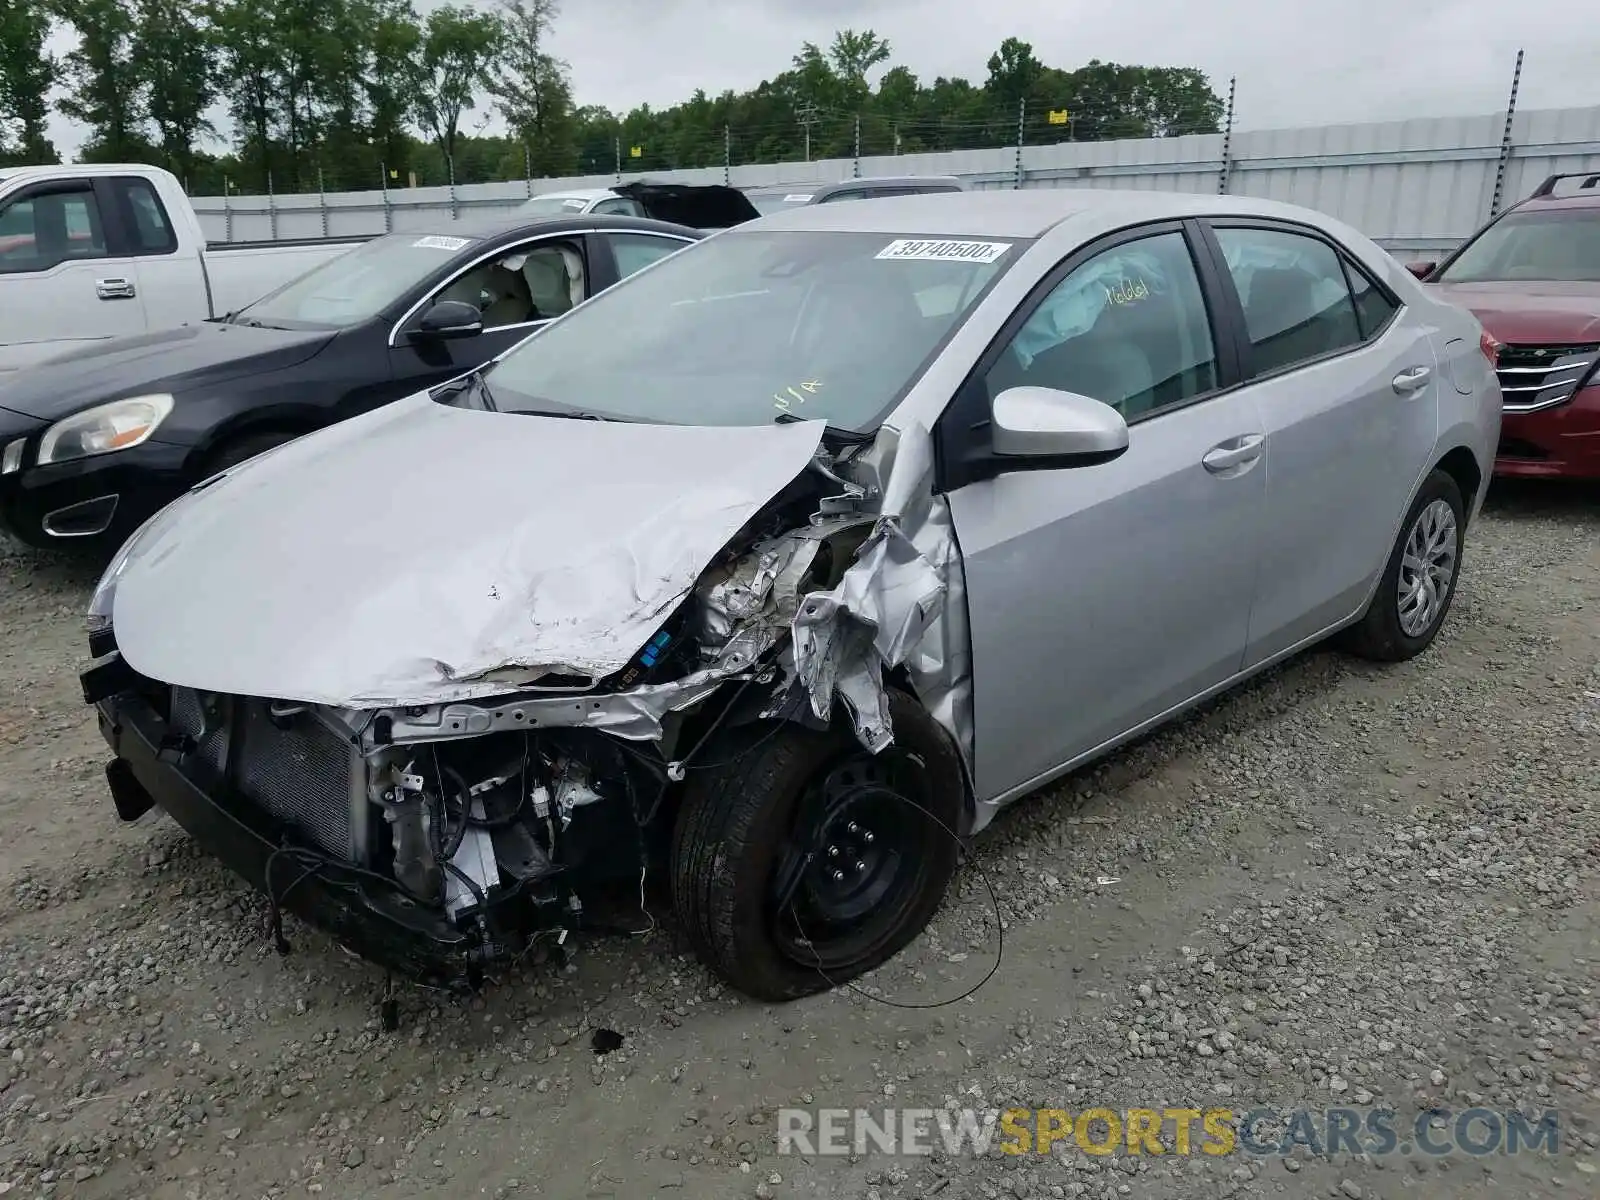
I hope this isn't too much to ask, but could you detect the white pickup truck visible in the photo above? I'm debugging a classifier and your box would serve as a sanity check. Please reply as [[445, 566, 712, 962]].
[[0, 164, 368, 374]]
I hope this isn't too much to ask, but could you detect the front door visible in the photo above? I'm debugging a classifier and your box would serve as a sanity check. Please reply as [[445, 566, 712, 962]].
[[941, 224, 1267, 802], [1200, 221, 1439, 665], [0, 180, 148, 372]]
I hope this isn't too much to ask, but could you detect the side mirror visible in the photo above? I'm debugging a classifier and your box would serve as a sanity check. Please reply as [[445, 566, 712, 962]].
[[410, 300, 483, 341], [1404, 261, 1437, 281], [991, 386, 1129, 461]]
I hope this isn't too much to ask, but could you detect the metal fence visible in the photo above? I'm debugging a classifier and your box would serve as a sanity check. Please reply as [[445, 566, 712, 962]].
[[194, 101, 1600, 264]]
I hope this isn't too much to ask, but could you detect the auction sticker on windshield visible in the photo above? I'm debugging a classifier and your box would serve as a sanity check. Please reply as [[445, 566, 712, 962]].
[[412, 235, 471, 251], [876, 239, 1012, 264]]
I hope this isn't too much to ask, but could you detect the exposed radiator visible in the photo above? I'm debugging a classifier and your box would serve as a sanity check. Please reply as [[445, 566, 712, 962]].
[[168, 689, 367, 863]]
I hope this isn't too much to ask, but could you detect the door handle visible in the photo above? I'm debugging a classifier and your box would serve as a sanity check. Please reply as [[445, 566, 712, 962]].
[[96, 278, 137, 300], [1392, 365, 1431, 394], [1202, 433, 1265, 474]]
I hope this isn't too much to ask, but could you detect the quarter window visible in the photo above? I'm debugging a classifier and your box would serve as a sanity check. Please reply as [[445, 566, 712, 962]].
[[1344, 258, 1399, 339], [606, 232, 687, 280], [1213, 227, 1366, 377], [116, 178, 178, 255], [0, 185, 108, 274], [982, 230, 1219, 421], [591, 197, 642, 217]]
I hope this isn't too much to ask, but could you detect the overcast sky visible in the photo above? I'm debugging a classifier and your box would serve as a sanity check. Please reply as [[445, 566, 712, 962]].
[[41, 0, 1596, 160]]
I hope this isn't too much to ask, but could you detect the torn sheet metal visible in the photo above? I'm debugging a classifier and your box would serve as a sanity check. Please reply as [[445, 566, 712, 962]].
[[382, 514, 881, 748], [790, 421, 974, 773], [105, 392, 826, 708]]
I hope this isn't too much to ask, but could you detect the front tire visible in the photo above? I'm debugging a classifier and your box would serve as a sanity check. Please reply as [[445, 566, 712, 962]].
[[1337, 468, 1465, 662], [670, 691, 965, 1001]]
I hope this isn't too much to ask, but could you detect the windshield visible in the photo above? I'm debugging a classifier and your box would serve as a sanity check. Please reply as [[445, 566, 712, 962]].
[[479, 230, 1021, 432], [519, 195, 594, 216], [1435, 209, 1600, 283], [235, 232, 483, 329], [747, 193, 810, 216]]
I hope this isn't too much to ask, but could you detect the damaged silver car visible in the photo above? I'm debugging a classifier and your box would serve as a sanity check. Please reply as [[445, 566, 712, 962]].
[[82, 189, 1500, 1001]]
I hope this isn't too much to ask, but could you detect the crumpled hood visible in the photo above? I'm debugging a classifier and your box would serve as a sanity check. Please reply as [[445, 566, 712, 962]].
[[0, 322, 334, 422], [107, 393, 825, 707], [1426, 280, 1600, 345]]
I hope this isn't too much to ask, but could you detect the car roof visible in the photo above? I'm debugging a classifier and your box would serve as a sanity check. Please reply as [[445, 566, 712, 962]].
[[396, 212, 702, 241], [524, 188, 616, 203], [744, 176, 963, 197], [1513, 194, 1600, 213], [741, 187, 1351, 239]]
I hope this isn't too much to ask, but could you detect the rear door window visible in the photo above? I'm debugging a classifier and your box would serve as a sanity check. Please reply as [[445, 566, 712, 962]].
[[1212, 226, 1364, 377]]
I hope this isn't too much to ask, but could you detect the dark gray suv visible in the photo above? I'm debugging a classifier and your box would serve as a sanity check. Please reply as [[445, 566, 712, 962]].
[[742, 175, 966, 217]]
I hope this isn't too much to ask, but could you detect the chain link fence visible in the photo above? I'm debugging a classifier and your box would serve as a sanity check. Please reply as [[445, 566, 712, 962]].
[[191, 53, 1600, 261]]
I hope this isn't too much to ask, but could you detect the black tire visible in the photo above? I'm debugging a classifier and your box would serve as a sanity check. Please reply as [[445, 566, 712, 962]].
[[670, 690, 965, 1001], [1337, 468, 1466, 662], [203, 430, 300, 476]]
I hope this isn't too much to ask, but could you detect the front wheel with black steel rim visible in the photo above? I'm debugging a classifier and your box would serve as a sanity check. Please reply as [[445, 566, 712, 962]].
[[670, 690, 966, 1001], [1336, 468, 1466, 662]]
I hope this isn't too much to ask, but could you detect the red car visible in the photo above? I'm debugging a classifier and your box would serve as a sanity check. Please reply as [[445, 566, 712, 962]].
[[1410, 172, 1600, 480]]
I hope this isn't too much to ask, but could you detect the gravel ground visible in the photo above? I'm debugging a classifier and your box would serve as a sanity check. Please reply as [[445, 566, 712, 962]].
[[1, 480, 1596, 1200]]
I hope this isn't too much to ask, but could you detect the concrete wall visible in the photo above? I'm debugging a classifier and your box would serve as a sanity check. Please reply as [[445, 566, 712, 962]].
[[195, 104, 1600, 263]]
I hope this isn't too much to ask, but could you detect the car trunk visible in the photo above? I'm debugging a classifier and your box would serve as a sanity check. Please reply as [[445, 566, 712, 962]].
[[614, 181, 760, 229]]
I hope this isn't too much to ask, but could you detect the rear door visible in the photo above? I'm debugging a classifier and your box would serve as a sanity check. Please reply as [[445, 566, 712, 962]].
[[1197, 219, 1437, 666], [0, 178, 148, 372]]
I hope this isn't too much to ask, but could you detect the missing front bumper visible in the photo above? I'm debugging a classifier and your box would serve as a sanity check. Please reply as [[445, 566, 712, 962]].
[[94, 688, 496, 990]]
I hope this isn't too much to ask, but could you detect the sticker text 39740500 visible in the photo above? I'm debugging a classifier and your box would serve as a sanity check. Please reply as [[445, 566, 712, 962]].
[[875, 239, 1012, 264]]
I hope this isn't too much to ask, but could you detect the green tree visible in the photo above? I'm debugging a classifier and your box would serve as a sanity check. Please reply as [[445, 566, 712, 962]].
[[208, 0, 279, 188], [414, 3, 502, 170], [985, 36, 1043, 114], [828, 29, 890, 90], [309, 0, 383, 188], [570, 102, 618, 174], [1131, 66, 1225, 137], [366, 0, 426, 183], [0, 0, 60, 163], [133, 0, 214, 184], [484, 0, 574, 176], [272, 0, 331, 187], [53, 0, 152, 160]]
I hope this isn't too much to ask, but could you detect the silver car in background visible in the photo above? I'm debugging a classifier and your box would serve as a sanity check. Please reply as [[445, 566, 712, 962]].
[[83, 189, 1501, 1004]]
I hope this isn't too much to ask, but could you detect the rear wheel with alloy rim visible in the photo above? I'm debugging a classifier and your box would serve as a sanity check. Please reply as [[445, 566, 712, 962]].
[[1337, 468, 1466, 662]]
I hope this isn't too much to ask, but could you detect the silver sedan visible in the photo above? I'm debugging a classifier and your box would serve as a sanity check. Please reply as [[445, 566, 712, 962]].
[[84, 188, 1502, 1003]]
